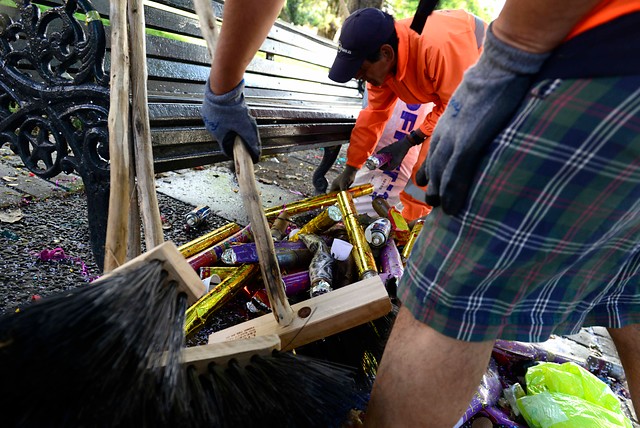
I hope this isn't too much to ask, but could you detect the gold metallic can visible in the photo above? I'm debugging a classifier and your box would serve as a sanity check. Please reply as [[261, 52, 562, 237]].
[[401, 219, 425, 261], [289, 205, 342, 241], [184, 264, 260, 337], [264, 184, 374, 220], [177, 222, 241, 258], [336, 191, 377, 279]]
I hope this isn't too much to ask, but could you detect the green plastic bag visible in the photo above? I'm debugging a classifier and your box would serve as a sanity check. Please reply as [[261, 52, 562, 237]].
[[516, 361, 632, 428]]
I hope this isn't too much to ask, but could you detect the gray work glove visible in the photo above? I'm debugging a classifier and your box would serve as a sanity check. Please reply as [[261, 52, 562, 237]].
[[416, 24, 550, 215], [329, 165, 358, 192], [377, 134, 418, 171], [201, 79, 261, 163]]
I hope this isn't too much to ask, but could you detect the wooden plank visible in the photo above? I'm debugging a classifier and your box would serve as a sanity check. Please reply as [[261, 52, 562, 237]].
[[144, 82, 362, 108], [208, 275, 392, 352], [147, 102, 359, 122]]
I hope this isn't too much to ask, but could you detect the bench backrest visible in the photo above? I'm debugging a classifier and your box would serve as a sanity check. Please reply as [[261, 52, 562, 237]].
[[0, 0, 362, 175]]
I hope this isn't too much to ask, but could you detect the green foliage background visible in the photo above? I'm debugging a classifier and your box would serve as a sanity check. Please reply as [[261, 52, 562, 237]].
[[279, 0, 502, 39]]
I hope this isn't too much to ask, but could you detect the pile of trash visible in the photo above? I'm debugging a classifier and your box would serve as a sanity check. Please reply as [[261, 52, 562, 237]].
[[178, 184, 635, 427]]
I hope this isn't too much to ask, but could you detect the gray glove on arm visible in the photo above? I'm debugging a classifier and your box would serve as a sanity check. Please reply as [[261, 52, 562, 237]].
[[415, 24, 550, 215], [329, 165, 358, 192], [201, 79, 261, 163], [377, 132, 422, 171]]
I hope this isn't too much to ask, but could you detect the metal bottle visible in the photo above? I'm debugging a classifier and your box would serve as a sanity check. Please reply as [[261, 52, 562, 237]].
[[185, 205, 211, 229], [364, 217, 392, 248], [365, 152, 393, 170]]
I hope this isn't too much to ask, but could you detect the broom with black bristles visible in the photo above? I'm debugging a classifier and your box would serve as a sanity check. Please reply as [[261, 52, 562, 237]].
[[0, 0, 365, 424], [0, 249, 361, 427]]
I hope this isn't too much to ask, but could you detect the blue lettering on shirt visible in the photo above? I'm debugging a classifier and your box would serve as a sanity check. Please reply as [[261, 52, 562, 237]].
[[400, 111, 418, 132]]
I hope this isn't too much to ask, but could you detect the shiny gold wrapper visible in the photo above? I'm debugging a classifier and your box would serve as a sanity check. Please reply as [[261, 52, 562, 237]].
[[184, 264, 259, 337], [289, 205, 342, 242], [199, 266, 239, 281], [178, 222, 241, 258], [264, 184, 374, 220], [401, 219, 425, 260], [336, 191, 377, 279]]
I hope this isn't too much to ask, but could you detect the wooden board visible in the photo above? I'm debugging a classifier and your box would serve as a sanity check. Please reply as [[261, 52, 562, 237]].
[[208, 275, 392, 352]]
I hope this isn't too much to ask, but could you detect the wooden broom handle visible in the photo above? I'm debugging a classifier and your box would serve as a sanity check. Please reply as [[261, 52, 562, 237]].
[[104, 0, 131, 272], [129, 0, 164, 249], [233, 139, 294, 326]]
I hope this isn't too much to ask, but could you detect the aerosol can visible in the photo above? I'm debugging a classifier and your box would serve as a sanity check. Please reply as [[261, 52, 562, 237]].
[[184, 205, 211, 230], [364, 217, 392, 248]]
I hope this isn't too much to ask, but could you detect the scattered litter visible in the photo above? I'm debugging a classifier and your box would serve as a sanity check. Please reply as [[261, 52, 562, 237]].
[[258, 178, 274, 185], [2, 176, 17, 182], [265, 156, 280, 164], [161, 215, 172, 230], [32, 247, 95, 280], [36, 248, 67, 261], [0, 208, 24, 223], [288, 189, 304, 196], [0, 229, 20, 240]]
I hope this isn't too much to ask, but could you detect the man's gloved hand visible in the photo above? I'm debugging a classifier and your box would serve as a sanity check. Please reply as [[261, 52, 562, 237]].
[[329, 165, 358, 192], [377, 133, 419, 171], [417, 24, 550, 215], [201, 79, 261, 163]]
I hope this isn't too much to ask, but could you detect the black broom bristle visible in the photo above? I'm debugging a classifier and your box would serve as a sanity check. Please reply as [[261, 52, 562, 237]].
[[0, 258, 367, 427], [0, 260, 188, 427], [175, 350, 362, 428]]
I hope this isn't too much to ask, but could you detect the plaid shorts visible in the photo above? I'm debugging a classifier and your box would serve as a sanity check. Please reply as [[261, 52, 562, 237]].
[[399, 76, 640, 342]]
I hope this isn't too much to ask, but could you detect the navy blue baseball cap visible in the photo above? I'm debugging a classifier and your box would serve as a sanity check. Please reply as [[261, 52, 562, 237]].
[[329, 8, 395, 83]]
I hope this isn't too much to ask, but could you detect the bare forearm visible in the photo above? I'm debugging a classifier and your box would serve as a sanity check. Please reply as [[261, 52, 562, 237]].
[[209, 0, 285, 94], [492, 0, 602, 53]]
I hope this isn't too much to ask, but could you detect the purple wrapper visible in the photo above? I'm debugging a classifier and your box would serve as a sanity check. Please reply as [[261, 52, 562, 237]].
[[364, 152, 393, 170], [187, 224, 252, 270], [461, 359, 502, 423], [222, 240, 308, 264], [380, 238, 403, 280], [493, 340, 575, 364], [481, 407, 527, 427], [249, 271, 312, 313], [282, 271, 311, 296]]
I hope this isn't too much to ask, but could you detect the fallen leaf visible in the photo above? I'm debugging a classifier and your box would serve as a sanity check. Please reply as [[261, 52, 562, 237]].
[[2, 176, 17, 182], [0, 208, 24, 223]]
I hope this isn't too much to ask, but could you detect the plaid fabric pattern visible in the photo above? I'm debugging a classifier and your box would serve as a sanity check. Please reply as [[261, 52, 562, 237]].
[[400, 76, 640, 342]]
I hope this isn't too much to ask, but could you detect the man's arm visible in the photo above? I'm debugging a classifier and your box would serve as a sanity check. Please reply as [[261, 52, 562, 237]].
[[346, 84, 398, 169], [201, 0, 284, 163], [209, 0, 285, 94]]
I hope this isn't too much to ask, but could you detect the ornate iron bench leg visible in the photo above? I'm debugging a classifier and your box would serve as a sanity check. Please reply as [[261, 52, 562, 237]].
[[312, 145, 342, 194]]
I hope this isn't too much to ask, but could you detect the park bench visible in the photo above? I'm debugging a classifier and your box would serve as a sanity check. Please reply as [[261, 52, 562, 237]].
[[0, 0, 362, 267]]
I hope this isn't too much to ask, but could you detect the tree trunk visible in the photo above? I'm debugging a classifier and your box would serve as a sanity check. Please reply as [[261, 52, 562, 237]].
[[347, 0, 383, 12]]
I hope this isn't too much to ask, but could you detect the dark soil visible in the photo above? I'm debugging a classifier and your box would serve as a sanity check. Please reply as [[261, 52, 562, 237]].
[[0, 148, 347, 317]]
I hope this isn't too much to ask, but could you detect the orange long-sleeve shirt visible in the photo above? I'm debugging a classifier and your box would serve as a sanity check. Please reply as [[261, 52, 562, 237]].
[[346, 10, 484, 169]]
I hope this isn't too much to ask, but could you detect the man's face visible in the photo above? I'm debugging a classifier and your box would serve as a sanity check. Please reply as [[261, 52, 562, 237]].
[[353, 45, 395, 87]]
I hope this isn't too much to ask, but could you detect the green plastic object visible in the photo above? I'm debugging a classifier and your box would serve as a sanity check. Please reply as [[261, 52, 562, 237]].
[[516, 362, 632, 428]]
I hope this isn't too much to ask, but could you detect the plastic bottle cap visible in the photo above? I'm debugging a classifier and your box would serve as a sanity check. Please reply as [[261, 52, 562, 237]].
[[372, 235, 384, 246]]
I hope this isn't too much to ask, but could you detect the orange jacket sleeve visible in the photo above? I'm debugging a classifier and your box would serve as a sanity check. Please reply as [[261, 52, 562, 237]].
[[346, 85, 398, 169]]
